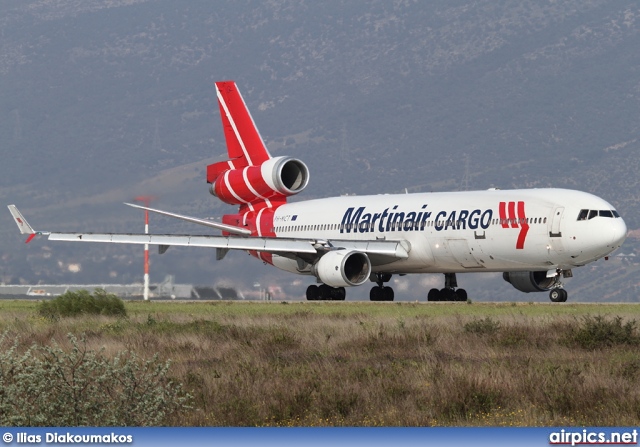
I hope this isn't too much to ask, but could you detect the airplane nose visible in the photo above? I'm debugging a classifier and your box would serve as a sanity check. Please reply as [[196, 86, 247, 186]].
[[611, 217, 628, 248]]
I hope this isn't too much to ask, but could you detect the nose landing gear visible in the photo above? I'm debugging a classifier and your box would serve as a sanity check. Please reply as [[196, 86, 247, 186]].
[[548, 269, 569, 302], [549, 288, 568, 302]]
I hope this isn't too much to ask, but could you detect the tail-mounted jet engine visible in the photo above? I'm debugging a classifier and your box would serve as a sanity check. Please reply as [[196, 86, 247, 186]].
[[502, 271, 559, 293], [207, 156, 309, 205], [312, 250, 372, 288]]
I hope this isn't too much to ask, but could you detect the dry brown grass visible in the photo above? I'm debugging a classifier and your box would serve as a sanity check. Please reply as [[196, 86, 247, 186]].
[[2, 301, 640, 426]]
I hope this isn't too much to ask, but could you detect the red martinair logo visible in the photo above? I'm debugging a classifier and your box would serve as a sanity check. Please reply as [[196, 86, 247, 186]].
[[499, 201, 529, 249]]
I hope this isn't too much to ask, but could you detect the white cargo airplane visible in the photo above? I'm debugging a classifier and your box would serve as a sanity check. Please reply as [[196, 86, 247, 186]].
[[8, 81, 627, 302]]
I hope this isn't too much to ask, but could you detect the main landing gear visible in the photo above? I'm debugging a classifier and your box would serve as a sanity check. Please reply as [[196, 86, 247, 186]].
[[427, 273, 468, 302], [305, 273, 396, 301], [369, 273, 394, 301], [306, 284, 346, 301]]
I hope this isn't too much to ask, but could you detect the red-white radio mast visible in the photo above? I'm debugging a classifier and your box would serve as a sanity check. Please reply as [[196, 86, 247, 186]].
[[133, 196, 156, 300]]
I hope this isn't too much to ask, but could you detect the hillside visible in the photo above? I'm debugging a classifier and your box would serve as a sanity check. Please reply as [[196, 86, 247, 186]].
[[1, 0, 639, 301]]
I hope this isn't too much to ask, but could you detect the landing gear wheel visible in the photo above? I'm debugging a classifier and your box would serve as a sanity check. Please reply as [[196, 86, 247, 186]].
[[331, 287, 346, 301], [440, 288, 455, 301], [428, 288, 440, 301], [370, 286, 394, 301], [319, 284, 332, 300], [455, 289, 468, 302], [306, 285, 319, 301], [549, 289, 568, 303]]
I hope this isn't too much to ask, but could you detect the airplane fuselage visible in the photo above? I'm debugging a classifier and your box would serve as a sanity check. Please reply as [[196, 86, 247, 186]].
[[271, 188, 626, 276]]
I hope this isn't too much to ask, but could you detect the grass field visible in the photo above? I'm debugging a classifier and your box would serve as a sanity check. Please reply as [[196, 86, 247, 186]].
[[2, 300, 640, 426]]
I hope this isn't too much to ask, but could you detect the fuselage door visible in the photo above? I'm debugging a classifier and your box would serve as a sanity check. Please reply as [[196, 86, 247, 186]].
[[549, 206, 564, 252], [447, 238, 483, 268]]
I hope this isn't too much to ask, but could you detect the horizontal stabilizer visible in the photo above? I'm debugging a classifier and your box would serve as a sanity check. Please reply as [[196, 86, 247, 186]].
[[124, 202, 252, 236]]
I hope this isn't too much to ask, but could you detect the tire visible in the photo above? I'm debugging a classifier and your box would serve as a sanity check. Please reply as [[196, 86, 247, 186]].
[[440, 288, 455, 301], [559, 289, 568, 302], [331, 287, 346, 301], [549, 289, 564, 303], [428, 288, 440, 301], [306, 285, 319, 301], [383, 286, 394, 301], [455, 289, 468, 302], [319, 284, 332, 300]]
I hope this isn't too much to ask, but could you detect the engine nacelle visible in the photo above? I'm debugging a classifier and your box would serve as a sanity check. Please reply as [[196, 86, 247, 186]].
[[503, 271, 558, 293], [312, 250, 372, 288], [208, 156, 309, 205]]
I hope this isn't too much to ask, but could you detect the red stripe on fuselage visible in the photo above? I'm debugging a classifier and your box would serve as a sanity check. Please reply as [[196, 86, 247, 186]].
[[498, 200, 530, 249], [516, 201, 529, 249], [247, 205, 280, 266]]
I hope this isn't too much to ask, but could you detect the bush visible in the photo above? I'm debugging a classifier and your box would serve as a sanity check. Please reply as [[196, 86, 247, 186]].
[[464, 317, 501, 335], [37, 289, 126, 319], [0, 332, 190, 426], [569, 315, 640, 349]]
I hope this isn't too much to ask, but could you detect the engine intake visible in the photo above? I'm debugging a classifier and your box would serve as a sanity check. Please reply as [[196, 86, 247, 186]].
[[208, 156, 309, 205], [312, 250, 372, 288], [266, 156, 309, 195], [503, 271, 558, 293]]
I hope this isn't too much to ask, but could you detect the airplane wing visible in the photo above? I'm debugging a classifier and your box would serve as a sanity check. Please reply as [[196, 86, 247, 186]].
[[7, 205, 409, 265]]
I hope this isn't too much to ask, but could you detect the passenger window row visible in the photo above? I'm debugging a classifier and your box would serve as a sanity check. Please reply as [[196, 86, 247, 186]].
[[273, 216, 551, 233]]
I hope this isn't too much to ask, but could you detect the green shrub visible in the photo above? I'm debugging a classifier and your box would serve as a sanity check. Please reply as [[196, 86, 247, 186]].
[[37, 289, 126, 319], [569, 315, 640, 349], [464, 317, 501, 335], [0, 332, 190, 426]]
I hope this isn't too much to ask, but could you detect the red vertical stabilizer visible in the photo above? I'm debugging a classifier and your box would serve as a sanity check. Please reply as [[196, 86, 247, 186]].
[[207, 81, 309, 250], [215, 81, 271, 166]]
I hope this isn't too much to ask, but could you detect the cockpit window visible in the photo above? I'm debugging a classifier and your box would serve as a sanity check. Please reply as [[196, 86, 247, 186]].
[[578, 209, 621, 220], [577, 209, 588, 221]]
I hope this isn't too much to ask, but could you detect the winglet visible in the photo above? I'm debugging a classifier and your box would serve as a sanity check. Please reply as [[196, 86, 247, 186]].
[[7, 205, 39, 243]]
